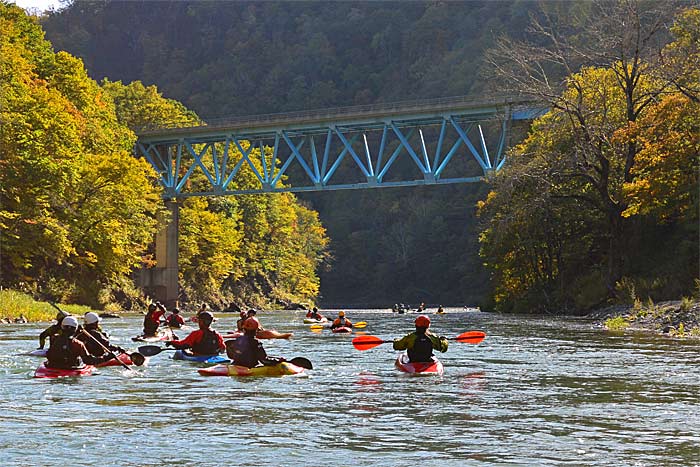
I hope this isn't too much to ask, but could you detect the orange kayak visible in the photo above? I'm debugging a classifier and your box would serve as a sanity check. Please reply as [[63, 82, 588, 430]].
[[198, 362, 305, 377]]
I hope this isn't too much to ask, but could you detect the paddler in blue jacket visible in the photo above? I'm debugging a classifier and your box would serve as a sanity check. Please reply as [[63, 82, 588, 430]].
[[226, 317, 283, 368], [393, 315, 448, 363], [165, 311, 224, 356]]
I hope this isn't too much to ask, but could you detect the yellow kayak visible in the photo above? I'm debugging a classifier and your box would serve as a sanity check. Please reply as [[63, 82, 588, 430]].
[[198, 362, 305, 377]]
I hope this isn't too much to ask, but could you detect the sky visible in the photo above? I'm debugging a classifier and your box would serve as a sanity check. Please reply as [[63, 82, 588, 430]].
[[11, 0, 65, 13]]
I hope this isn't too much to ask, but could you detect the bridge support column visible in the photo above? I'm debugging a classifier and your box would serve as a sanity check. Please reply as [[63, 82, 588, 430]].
[[139, 200, 179, 308]]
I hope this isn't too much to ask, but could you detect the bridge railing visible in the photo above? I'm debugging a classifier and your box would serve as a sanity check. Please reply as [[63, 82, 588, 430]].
[[136, 94, 536, 137]]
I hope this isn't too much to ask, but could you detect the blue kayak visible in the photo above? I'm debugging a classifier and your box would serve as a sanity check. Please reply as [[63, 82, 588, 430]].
[[172, 350, 229, 364]]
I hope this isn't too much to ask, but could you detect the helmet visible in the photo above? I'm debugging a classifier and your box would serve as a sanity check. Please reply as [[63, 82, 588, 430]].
[[242, 317, 260, 331], [61, 316, 79, 329], [247, 308, 257, 316], [147, 303, 157, 312], [415, 315, 431, 328], [84, 312, 101, 325], [198, 311, 214, 324], [200, 303, 208, 310], [313, 307, 318, 312], [239, 311, 247, 318], [56, 310, 70, 321], [339, 311, 345, 317], [172, 308, 180, 314]]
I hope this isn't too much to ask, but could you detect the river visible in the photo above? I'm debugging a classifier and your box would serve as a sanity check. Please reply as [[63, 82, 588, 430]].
[[1, 308, 699, 466]]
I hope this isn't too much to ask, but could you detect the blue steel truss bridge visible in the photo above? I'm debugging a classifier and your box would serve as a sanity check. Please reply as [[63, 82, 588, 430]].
[[135, 95, 542, 198]]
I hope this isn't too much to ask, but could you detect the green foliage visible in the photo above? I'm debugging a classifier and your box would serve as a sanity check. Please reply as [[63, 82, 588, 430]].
[[0, 5, 163, 307], [604, 316, 629, 331], [0, 289, 93, 322]]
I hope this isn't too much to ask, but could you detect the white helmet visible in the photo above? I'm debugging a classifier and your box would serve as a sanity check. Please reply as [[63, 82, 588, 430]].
[[61, 316, 79, 329], [84, 312, 101, 325]]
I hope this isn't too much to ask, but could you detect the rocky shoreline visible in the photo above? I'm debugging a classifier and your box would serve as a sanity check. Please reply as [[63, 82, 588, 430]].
[[587, 299, 700, 338]]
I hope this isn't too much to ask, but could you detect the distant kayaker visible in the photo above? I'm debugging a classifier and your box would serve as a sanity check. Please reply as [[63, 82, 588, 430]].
[[77, 312, 126, 357], [330, 311, 353, 330], [165, 308, 186, 328], [165, 311, 225, 356], [45, 316, 110, 369], [225, 317, 283, 368], [142, 302, 167, 337], [37, 309, 70, 350], [437, 305, 444, 314], [393, 315, 448, 363], [306, 307, 325, 321], [246, 309, 265, 330]]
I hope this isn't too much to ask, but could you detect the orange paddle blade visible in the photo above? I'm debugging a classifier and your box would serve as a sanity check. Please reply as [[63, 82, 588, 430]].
[[352, 335, 387, 351], [453, 331, 486, 344]]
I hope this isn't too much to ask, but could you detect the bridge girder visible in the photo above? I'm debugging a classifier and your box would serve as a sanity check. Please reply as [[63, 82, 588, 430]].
[[135, 97, 542, 197]]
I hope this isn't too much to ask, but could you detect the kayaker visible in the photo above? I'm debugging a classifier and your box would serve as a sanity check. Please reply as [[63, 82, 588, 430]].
[[330, 311, 353, 330], [37, 309, 70, 350], [165, 311, 225, 356], [437, 305, 444, 314], [165, 308, 186, 328], [45, 316, 110, 369], [236, 311, 247, 331], [306, 307, 325, 321], [393, 315, 448, 363], [142, 302, 167, 336], [246, 309, 266, 330], [225, 317, 283, 368], [77, 312, 126, 357]]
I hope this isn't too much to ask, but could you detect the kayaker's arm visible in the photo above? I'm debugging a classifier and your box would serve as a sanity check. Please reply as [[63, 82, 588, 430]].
[[428, 333, 449, 353], [38, 324, 58, 349], [392, 333, 415, 351], [166, 330, 201, 350], [72, 340, 110, 366]]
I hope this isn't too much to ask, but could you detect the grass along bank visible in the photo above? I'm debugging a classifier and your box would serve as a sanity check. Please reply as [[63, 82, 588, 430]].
[[0, 289, 95, 324], [591, 297, 700, 338]]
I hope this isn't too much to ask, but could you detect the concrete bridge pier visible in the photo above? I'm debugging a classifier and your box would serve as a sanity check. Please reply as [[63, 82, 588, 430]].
[[138, 199, 179, 308]]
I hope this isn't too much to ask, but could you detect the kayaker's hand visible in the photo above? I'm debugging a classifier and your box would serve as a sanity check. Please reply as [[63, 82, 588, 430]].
[[165, 341, 173, 347]]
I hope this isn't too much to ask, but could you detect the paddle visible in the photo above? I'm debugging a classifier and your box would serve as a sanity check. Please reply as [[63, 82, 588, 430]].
[[352, 331, 486, 351], [310, 321, 367, 331], [49, 302, 141, 369], [137, 344, 180, 357], [289, 357, 313, 370]]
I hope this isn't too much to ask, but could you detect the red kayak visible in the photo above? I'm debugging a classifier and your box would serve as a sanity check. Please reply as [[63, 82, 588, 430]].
[[331, 326, 352, 334], [96, 353, 133, 368], [394, 354, 444, 375], [34, 363, 96, 379]]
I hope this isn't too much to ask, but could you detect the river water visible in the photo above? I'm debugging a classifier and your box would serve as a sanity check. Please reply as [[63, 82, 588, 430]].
[[1, 308, 698, 466]]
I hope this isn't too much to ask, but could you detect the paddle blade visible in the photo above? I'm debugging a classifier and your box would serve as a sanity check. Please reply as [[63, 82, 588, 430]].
[[289, 357, 313, 370], [309, 324, 325, 330], [453, 331, 486, 344], [130, 352, 146, 366], [353, 321, 367, 328], [352, 335, 387, 351], [137, 345, 164, 356]]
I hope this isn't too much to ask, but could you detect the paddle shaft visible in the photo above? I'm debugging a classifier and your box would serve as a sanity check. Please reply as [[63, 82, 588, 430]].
[[49, 302, 134, 370], [352, 331, 486, 351]]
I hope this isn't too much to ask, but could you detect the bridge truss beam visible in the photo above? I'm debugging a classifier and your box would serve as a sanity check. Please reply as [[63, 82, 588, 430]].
[[136, 98, 539, 198]]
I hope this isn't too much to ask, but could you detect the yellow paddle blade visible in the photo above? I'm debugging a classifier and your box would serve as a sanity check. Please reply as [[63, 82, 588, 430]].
[[309, 324, 325, 330], [353, 321, 367, 328]]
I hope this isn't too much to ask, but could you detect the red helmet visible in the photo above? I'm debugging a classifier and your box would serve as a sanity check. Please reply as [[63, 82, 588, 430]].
[[415, 315, 431, 328], [242, 317, 260, 331]]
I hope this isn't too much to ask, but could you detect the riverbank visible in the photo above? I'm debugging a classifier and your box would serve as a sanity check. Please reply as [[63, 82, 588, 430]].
[[0, 290, 93, 323], [588, 298, 700, 338]]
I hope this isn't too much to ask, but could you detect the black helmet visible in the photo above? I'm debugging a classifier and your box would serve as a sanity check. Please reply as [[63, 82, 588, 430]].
[[198, 311, 214, 324]]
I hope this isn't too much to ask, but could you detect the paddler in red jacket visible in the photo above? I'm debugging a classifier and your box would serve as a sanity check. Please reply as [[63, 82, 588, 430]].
[[165, 308, 186, 328], [165, 311, 225, 356], [143, 302, 167, 336], [330, 311, 353, 330], [393, 315, 448, 363], [45, 316, 110, 369], [306, 307, 325, 321], [225, 317, 283, 368]]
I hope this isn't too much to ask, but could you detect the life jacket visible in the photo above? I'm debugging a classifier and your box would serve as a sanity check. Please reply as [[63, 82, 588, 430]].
[[191, 329, 221, 355], [407, 332, 435, 363], [78, 329, 110, 356], [46, 333, 82, 369], [227, 335, 261, 368], [143, 311, 159, 335], [166, 314, 184, 328]]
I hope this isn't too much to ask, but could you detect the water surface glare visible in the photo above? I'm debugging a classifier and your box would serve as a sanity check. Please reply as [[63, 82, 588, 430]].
[[1, 309, 699, 466]]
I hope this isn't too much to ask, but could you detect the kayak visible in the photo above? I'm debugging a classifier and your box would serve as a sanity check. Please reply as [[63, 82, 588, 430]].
[[303, 318, 328, 325], [394, 354, 444, 375], [96, 352, 134, 367], [222, 329, 293, 340], [198, 362, 305, 377], [23, 349, 48, 357], [132, 330, 173, 342], [331, 326, 352, 334], [172, 349, 230, 364], [34, 363, 95, 379]]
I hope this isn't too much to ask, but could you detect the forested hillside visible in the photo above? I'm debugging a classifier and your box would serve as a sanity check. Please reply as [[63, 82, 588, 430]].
[[35, 1, 700, 311], [1, 3, 328, 310]]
